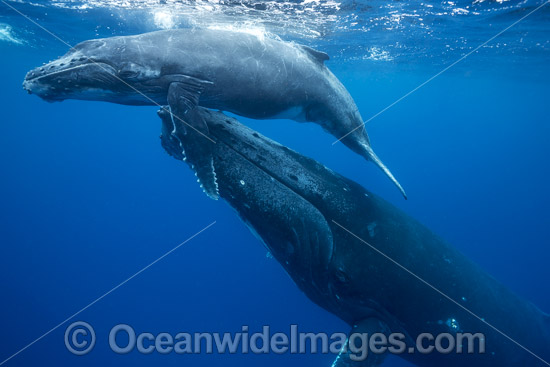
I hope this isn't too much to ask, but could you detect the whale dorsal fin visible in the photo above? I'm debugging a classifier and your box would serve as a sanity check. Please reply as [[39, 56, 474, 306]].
[[300, 45, 329, 64]]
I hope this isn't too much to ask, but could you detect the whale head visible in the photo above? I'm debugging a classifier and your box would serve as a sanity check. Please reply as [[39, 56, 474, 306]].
[[23, 37, 163, 105]]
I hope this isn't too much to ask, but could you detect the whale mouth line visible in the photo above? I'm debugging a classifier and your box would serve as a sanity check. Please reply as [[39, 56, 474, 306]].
[[25, 61, 116, 83]]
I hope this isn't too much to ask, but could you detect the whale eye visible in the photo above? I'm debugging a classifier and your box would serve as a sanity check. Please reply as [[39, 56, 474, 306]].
[[119, 69, 139, 79], [118, 62, 144, 80]]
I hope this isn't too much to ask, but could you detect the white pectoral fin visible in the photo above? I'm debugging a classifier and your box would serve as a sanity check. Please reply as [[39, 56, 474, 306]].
[[167, 77, 211, 114], [158, 106, 187, 161], [332, 318, 390, 367], [165, 81, 219, 200]]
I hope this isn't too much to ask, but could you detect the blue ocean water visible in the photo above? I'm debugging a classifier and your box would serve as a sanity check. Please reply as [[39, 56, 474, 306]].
[[0, 0, 549, 366]]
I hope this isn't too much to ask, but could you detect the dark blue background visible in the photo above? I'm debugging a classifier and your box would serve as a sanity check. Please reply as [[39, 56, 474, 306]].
[[1, 17, 549, 367]]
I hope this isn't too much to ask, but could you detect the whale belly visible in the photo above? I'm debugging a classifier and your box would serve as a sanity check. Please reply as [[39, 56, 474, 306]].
[[268, 106, 307, 121]]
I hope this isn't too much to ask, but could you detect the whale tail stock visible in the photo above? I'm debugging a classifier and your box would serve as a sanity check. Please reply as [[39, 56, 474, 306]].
[[360, 142, 407, 200], [336, 121, 407, 199]]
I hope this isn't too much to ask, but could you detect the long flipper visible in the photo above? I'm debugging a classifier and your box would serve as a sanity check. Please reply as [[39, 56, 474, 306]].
[[159, 107, 186, 161], [165, 80, 219, 200], [332, 318, 390, 367]]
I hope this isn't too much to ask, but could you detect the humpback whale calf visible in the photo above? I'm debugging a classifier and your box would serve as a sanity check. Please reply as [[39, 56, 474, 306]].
[[160, 107, 550, 366], [22, 28, 406, 199]]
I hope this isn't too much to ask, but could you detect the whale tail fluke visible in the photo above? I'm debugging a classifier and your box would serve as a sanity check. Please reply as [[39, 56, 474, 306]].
[[361, 143, 407, 200]]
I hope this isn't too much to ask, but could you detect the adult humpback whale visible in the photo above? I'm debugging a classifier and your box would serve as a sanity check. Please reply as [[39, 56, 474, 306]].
[[22, 28, 406, 199], [160, 107, 550, 366]]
